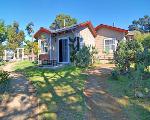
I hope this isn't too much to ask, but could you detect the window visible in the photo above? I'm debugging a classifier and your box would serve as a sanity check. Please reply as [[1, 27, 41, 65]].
[[41, 42, 48, 53], [104, 38, 116, 52]]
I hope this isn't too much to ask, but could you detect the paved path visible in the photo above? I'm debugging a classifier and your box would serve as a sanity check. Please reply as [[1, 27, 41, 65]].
[[0, 62, 39, 120], [84, 64, 128, 120]]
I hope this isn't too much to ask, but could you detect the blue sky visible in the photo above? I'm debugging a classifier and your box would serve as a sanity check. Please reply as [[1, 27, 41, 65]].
[[0, 0, 149, 34]]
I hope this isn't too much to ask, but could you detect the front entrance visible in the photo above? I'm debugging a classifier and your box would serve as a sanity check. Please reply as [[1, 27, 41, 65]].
[[58, 38, 69, 63]]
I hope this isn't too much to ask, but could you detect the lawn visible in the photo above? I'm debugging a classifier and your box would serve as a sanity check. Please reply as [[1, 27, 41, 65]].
[[13, 61, 87, 120], [107, 74, 150, 120]]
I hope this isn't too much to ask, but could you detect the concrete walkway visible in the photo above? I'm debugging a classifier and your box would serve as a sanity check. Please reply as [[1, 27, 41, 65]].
[[84, 64, 128, 120], [0, 62, 39, 120]]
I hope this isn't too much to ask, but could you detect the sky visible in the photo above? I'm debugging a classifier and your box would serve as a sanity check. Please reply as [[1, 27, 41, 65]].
[[0, 0, 150, 35]]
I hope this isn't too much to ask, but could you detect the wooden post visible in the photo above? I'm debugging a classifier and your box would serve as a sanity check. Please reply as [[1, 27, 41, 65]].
[[22, 48, 24, 60], [3, 50, 7, 61], [17, 48, 19, 59]]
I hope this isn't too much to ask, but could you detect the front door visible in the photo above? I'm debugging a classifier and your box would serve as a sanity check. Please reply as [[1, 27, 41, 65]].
[[58, 38, 69, 63]]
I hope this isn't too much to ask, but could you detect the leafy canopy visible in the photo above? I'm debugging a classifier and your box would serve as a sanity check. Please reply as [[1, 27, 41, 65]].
[[0, 20, 7, 44], [50, 14, 77, 30], [24, 40, 38, 55], [128, 15, 150, 33], [25, 22, 34, 36], [7, 21, 25, 50]]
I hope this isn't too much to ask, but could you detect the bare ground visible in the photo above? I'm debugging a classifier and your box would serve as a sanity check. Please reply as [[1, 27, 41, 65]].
[[84, 64, 128, 120], [0, 62, 39, 120]]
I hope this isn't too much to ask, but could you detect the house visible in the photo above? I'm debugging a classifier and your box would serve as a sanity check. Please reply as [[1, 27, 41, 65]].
[[34, 21, 96, 65], [34, 21, 129, 65], [95, 24, 128, 61]]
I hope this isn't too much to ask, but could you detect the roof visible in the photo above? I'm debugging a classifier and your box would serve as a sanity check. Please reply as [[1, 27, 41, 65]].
[[34, 21, 97, 38], [95, 24, 128, 34], [34, 27, 51, 38], [79, 21, 97, 37]]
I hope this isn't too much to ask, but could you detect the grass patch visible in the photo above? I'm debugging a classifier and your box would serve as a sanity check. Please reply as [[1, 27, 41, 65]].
[[107, 74, 150, 120], [13, 60, 35, 71], [14, 61, 86, 120]]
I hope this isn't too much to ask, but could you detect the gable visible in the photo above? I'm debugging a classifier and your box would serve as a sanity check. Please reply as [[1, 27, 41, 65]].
[[95, 24, 128, 34]]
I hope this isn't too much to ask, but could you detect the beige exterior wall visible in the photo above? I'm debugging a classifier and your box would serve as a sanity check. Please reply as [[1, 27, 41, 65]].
[[79, 27, 95, 47], [51, 32, 74, 61], [38, 27, 96, 63], [50, 27, 95, 62], [95, 28, 126, 60]]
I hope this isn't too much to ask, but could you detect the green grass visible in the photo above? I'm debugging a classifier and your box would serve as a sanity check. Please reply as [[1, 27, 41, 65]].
[[13, 60, 35, 71], [107, 74, 150, 120], [14, 61, 87, 120]]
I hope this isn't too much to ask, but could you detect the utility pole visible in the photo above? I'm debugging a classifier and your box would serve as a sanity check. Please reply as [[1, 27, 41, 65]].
[[113, 22, 115, 27]]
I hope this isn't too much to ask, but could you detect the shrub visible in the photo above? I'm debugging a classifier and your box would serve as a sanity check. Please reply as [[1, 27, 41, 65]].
[[0, 70, 10, 84], [114, 40, 143, 73], [142, 34, 150, 48], [75, 45, 97, 67]]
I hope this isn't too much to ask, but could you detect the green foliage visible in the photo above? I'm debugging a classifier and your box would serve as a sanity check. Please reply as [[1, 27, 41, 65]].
[[7, 22, 25, 50], [75, 45, 97, 67], [114, 40, 143, 73], [69, 37, 77, 63], [0, 70, 9, 84], [76, 45, 91, 67], [0, 20, 7, 44], [142, 34, 150, 48], [128, 15, 150, 33], [24, 40, 39, 55], [50, 14, 77, 29], [136, 48, 150, 70], [25, 22, 34, 36]]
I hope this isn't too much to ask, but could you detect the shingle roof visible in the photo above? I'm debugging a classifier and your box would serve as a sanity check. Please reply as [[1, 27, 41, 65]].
[[95, 24, 128, 34], [34, 21, 97, 38]]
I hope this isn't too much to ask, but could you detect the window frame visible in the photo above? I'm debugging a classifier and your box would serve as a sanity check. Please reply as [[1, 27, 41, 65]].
[[104, 38, 117, 52]]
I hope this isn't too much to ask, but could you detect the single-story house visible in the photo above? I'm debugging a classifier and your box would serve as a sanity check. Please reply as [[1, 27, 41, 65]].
[[34, 21, 129, 65], [95, 24, 128, 60]]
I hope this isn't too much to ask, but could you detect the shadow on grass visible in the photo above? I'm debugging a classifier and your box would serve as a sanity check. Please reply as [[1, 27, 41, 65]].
[[15, 65, 87, 120], [84, 66, 150, 120]]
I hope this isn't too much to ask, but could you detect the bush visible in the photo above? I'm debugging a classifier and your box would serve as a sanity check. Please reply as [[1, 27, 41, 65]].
[[0, 70, 10, 93], [75, 45, 97, 67], [114, 40, 143, 73], [0, 70, 10, 84]]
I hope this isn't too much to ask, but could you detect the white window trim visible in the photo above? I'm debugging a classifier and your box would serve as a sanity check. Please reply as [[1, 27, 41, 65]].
[[58, 37, 70, 63], [104, 38, 117, 52]]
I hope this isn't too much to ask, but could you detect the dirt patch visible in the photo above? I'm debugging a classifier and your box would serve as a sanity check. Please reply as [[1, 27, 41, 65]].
[[84, 64, 128, 120], [0, 62, 39, 120]]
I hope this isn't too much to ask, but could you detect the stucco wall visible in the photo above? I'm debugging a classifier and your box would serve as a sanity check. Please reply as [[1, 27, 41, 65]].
[[51, 32, 74, 61], [79, 27, 95, 47], [95, 28, 126, 60], [38, 26, 96, 63]]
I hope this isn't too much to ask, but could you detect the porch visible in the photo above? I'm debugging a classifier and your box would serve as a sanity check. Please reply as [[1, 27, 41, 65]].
[[38, 37, 70, 66]]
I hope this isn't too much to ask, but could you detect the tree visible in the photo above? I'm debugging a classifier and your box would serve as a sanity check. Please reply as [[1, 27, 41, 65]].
[[7, 22, 25, 51], [0, 20, 7, 44], [0, 20, 7, 58], [142, 34, 150, 48], [25, 22, 34, 36], [128, 15, 150, 33], [24, 40, 38, 55], [50, 14, 77, 30], [25, 22, 37, 61]]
